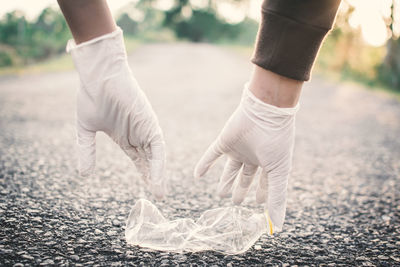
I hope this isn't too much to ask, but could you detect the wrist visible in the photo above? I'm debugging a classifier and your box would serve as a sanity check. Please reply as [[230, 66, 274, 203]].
[[243, 85, 299, 117], [248, 66, 303, 108]]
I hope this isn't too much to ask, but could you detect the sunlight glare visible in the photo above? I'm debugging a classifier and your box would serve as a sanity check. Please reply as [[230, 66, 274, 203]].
[[347, 0, 391, 47], [216, 1, 247, 24]]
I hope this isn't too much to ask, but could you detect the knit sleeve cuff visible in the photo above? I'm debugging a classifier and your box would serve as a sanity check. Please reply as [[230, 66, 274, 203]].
[[251, 10, 330, 81]]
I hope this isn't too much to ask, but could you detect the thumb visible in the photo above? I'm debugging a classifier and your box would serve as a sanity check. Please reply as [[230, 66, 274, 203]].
[[77, 122, 96, 176], [194, 141, 224, 179]]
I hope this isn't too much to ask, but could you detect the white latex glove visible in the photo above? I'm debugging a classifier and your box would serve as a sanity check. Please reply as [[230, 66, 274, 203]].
[[194, 85, 299, 232], [67, 28, 166, 199]]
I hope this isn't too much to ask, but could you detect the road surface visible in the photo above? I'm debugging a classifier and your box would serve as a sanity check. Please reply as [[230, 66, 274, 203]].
[[1, 43, 399, 266]]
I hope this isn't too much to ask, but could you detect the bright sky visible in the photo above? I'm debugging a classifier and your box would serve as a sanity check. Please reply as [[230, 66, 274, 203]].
[[0, 0, 260, 20], [0, 0, 134, 20], [0, 0, 398, 47], [345, 0, 400, 46]]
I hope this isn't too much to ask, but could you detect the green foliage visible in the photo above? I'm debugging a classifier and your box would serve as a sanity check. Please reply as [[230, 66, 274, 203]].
[[0, 1, 256, 68], [174, 10, 231, 42], [377, 38, 400, 90], [315, 2, 400, 92], [117, 13, 138, 36], [168, 10, 256, 44], [162, 1, 258, 44], [0, 50, 13, 66], [0, 8, 71, 67], [2, 0, 396, 94], [316, 26, 400, 92]]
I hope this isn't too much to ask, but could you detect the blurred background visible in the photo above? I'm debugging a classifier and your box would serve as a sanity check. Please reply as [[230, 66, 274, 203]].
[[0, 0, 399, 94]]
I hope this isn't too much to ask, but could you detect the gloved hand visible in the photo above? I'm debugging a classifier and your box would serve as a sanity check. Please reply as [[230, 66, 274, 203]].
[[194, 84, 299, 231], [67, 27, 166, 199]]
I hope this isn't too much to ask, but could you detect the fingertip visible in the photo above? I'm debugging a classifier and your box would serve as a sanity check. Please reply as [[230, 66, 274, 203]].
[[77, 128, 96, 178], [194, 142, 223, 179], [217, 187, 231, 198], [232, 186, 247, 205], [231, 164, 257, 205], [193, 163, 206, 179], [79, 166, 95, 177], [78, 148, 95, 177], [150, 172, 169, 200], [217, 182, 234, 199], [149, 158, 166, 200], [232, 197, 244, 206], [151, 183, 165, 200]]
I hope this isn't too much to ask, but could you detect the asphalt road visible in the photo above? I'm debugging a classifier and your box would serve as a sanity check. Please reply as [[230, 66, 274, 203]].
[[1, 43, 399, 266]]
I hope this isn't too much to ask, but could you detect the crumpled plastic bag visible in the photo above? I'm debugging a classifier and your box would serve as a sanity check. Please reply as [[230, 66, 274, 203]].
[[125, 199, 272, 254]]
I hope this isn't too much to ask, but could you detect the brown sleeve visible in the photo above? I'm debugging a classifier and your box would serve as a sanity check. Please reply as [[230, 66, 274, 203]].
[[251, 0, 341, 81]]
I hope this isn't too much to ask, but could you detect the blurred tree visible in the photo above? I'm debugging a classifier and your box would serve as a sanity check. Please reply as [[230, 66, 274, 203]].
[[380, 39, 400, 89], [1, 0, 396, 93], [117, 0, 166, 35], [0, 11, 28, 46], [379, 2, 400, 89], [317, 0, 400, 91], [136, 0, 166, 32], [0, 11, 29, 66], [117, 13, 138, 36], [0, 44, 20, 66], [0, 8, 70, 67], [163, 0, 256, 43], [32, 8, 71, 59]]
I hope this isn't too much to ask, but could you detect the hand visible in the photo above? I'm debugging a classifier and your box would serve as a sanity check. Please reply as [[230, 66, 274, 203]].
[[194, 85, 299, 231], [68, 28, 166, 199]]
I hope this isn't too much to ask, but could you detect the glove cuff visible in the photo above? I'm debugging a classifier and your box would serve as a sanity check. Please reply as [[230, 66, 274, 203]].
[[239, 83, 299, 130], [66, 27, 127, 88], [66, 27, 123, 53]]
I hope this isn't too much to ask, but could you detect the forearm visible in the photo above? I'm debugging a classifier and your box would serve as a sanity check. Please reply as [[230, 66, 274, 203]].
[[248, 0, 341, 108], [251, 0, 341, 82], [57, 0, 116, 44]]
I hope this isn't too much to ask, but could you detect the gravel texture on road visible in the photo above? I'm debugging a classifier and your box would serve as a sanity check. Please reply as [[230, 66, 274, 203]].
[[1, 43, 400, 266]]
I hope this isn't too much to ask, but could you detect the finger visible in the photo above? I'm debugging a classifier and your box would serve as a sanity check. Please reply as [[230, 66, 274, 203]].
[[77, 121, 96, 177], [232, 164, 258, 205], [265, 170, 290, 232], [194, 141, 224, 179], [135, 147, 150, 182], [147, 139, 167, 200], [122, 145, 139, 162], [256, 168, 269, 204], [217, 159, 243, 198], [122, 146, 149, 183]]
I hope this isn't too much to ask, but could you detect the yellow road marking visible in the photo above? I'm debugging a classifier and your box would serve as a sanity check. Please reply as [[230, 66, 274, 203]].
[[265, 210, 274, 235]]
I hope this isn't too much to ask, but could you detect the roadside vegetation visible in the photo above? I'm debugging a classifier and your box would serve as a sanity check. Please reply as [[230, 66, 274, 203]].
[[0, 0, 399, 95]]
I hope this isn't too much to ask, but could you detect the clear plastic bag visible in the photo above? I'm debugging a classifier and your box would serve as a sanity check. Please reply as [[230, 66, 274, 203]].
[[125, 199, 272, 254]]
